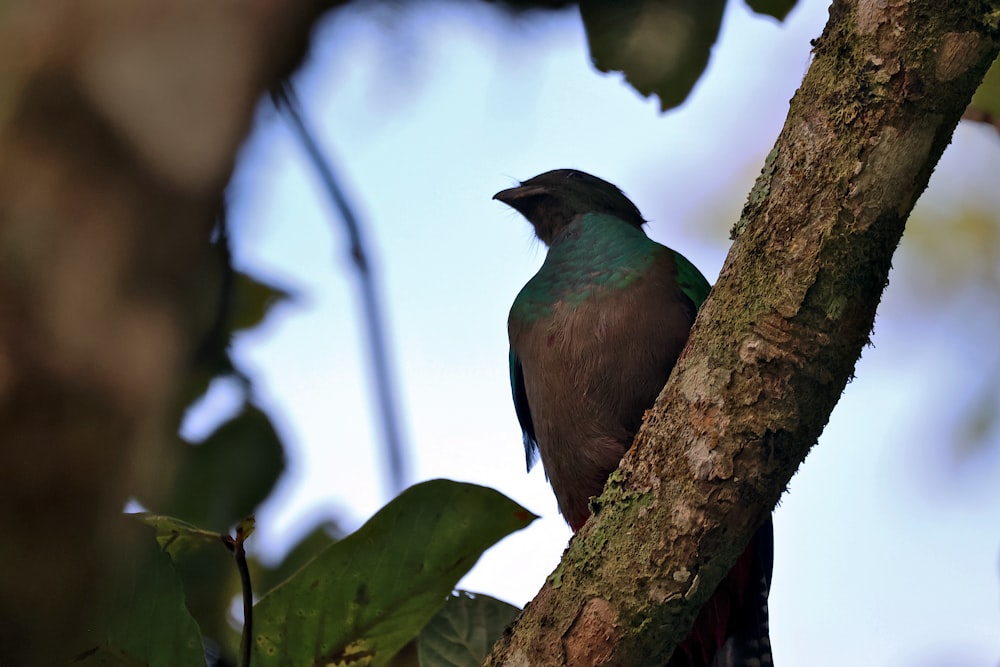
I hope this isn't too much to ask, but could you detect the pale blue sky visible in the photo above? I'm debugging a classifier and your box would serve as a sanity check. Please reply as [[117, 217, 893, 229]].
[[211, 2, 1000, 665]]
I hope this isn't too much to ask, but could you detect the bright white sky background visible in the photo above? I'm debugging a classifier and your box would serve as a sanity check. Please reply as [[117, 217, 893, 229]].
[[199, 2, 1000, 665]]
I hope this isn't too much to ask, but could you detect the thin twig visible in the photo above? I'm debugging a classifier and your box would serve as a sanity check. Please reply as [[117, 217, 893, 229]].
[[223, 519, 255, 667], [272, 82, 408, 497]]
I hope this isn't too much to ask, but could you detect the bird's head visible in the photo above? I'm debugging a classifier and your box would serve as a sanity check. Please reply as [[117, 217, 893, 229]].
[[493, 169, 645, 246]]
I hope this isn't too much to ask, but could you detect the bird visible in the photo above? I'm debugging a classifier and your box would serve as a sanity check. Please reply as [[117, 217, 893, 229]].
[[495, 169, 773, 667]]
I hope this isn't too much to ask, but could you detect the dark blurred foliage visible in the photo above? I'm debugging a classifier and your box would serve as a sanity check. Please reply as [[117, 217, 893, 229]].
[[581, 0, 726, 110], [895, 205, 1000, 460], [323, 0, 796, 110], [965, 53, 1000, 133]]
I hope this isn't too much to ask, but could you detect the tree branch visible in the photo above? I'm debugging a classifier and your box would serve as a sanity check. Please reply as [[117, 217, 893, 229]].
[[485, 2, 1000, 664]]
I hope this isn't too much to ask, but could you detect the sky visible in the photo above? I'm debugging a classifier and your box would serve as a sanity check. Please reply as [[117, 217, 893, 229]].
[[207, 2, 1000, 665]]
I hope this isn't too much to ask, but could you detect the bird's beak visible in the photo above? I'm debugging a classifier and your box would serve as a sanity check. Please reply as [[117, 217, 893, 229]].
[[493, 183, 547, 203]]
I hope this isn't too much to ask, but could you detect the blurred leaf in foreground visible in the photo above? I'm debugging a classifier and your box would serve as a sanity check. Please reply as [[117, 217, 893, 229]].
[[253, 479, 537, 667]]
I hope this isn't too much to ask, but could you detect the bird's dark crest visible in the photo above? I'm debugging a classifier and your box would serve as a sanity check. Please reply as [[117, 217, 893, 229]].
[[493, 169, 645, 245]]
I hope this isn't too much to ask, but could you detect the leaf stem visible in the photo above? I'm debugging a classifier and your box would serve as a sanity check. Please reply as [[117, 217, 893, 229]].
[[223, 519, 255, 667]]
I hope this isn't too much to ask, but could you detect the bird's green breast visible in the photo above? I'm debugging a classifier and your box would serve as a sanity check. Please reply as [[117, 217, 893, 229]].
[[511, 212, 663, 322]]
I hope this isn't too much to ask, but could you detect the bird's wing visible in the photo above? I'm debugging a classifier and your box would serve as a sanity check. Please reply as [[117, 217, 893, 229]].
[[509, 347, 539, 471], [672, 248, 712, 311]]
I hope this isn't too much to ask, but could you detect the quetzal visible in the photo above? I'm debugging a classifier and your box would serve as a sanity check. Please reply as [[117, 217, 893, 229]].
[[495, 169, 774, 667]]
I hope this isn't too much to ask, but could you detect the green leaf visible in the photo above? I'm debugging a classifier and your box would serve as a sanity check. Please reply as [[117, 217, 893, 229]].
[[580, 0, 726, 111], [137, 513, 227, 554], [254, 520, 343, 596], [165, 404, 285, 530], [231, 270, 293, 334], [72, 520, 204, 666], [417, 592, 520, 667], [744, 0, 797, 21], [68, 645, 145, 666], [253, 479, 537, 667], [970, 55, 1000, 117], [171, 266, 288, 415], [137, 513, 245, 660]]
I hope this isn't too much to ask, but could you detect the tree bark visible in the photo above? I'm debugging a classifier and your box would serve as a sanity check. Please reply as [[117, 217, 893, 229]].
[[0, 2, 329, 663], [485, 1, 1000, 664]]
